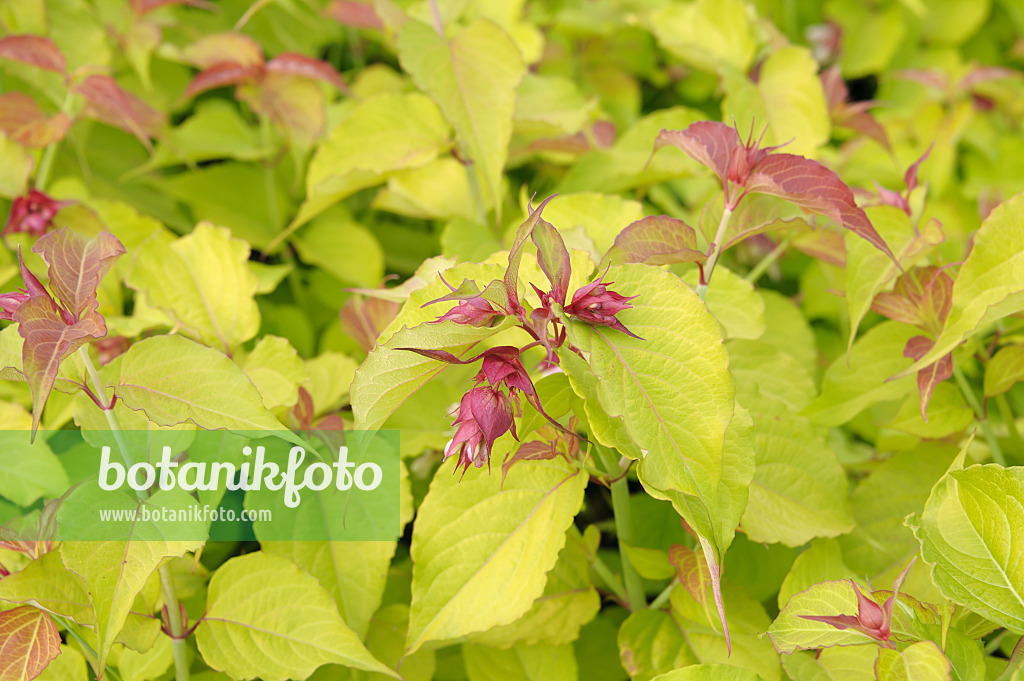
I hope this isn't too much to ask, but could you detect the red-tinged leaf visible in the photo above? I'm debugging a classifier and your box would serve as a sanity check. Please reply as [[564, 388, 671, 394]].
[[744, 153, 899, 264], [791, 228, 846, 267], [896, 68, 949, 91], [871, 291, 920, 327], [267, 53, 351, 95], [903, 336, 953, 422], [531, 218, 571, 304], [325, 0, 384, 29], [14, 296, 107, 436], [836, 109, 890, 151], [74, 75, 165, 150], [959, 66, 1017, 90], [822, 66, 848, 112], [0, 93, 69, 148], [340, 294, 400, 353], [182, 33, 264, 69], [184, 62, 262, 98], [697, 534, 731, 655], [668, 544, 712, 608], [0, 606, 61, 681], [33, 229, 125, 321], [505, 195, 557, 313], [0, 35, 65, 74], [604, 215, 707, 266], [131, 0, 214, 15], [872, 266, 953, 334], [239, 72, 327, 147], [501, 439, 557, 483], [903, 144, 933, 195], [396, 347, 472, 365], [653, 122, 741, 185]]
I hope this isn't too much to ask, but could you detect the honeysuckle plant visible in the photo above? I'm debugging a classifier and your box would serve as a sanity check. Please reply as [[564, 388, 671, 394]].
[[2, 2, 1024, 681]]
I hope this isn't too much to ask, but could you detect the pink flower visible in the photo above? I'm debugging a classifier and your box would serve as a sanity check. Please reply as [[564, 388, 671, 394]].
[[564, 275, 642, 339], [444, 386, 515, 475], [475, 346, 535, 396], [3, 189, 70, 238]]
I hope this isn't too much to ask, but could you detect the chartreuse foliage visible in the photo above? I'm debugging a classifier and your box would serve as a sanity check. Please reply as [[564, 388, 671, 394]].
[[3, 1, 1024, 681]]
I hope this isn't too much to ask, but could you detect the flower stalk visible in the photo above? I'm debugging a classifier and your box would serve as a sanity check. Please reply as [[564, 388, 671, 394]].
[[595, 444, 645, 611], [696, 207, 733, 300]]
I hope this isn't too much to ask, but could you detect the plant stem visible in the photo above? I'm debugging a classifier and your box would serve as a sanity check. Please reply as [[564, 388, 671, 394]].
[[77, 346, 191, 681], [649, 579, 676, 610], [996, 394, 1024, 453], [696, 207, 734, 300], [160, 565, 191, 681], [744, 233, 793, 283], [53, 614, 124, 681], [590, 550, 630, 605], [594, 445, 645, 611], [952, 359, 1005, 466], [34, 91, 75, 191]]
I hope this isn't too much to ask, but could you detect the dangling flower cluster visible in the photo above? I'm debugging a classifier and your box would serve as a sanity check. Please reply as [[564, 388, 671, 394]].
[[403, 196, 643, 476], [3, 189, 70, 238]]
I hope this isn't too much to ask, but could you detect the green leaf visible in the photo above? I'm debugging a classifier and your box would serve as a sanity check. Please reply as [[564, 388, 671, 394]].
[[126, 223, 260, 353], [60, 536, 201, 671], [907, 462, 1024, 634], [617, 609, 697, 681], [117, 335, 286, 431], [194, 551, 397, 680], [0, 131, 32, 198], [876, 641, 952, 681], [651, 664, 766, 681], [841, 446, 958, 577], [580, 264, 739, 561], [0, 431, 67, 506], [781, 646, 878, 681], [759, 290, 818, 380], [291, 92, 450, 229], [118, 635, 172, 681], [241, 335, 308, 410], [462, 641, 578, 681], [680, 268, 766, 341], [777, 539, 852, 612], [261, 541, 397, 639], [397, 18, 526, 223], [406, 458, 587, 654], [844, 208, 944, 350], [727, 339, 816, 411], [0, 551, 92, 626], [739, 395, 855, 547], [804, 321, 919, 426], [767, 580, 879, 653], [538, 193, 643, 259], [468, 529, 601, 649], [515, 74, 595, 136], [648, 0, 757, 73], [37, 644, 88, 681], [985, 344, 1024, 397], [885, 383, 973, 440], [897, 193, 1024, 379], [293, 212, 385, 288], [621, 544, 676, 581]]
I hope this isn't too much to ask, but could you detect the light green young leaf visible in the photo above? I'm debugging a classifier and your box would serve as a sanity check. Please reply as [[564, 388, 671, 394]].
[[515, 74, 595, 136], [876, 641, 952, 681], [406, 458, 586, 654], [126, 223, 260, 353], [463, 641, 578, 681], [241, 335, 308, 410], [728, 339, 816, 411], [721, 46, 829, 157], [681, 268, 766, 340], [985, 345, 1024, 397], [652, 664, 766, 681], [804, 321, 919, 426], [118, 635, 172, 681], [0, 132, 32, 198], [907, 463, 1024, 634], [760, 291, 819, 380], [195, 551, 397, 680], [778, 539, 852, 611], [767, 580, 878, 653], [0, 550, 93, 626], [581, 264, 738, 562], [885, 383, 973, 440], [292, 92, 450, 229], [529, 192, 643, 258], [398, 18, 526, 223], [61, 536, 202, 671], [648, 0, 757, 73], [37, 644, 88, 681], [372, 157, 482, 221], [897, 193, 1024, 378], [117, 335, 286, 431], [261, 540, 397, 639], [469, 529, 600, 649]]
